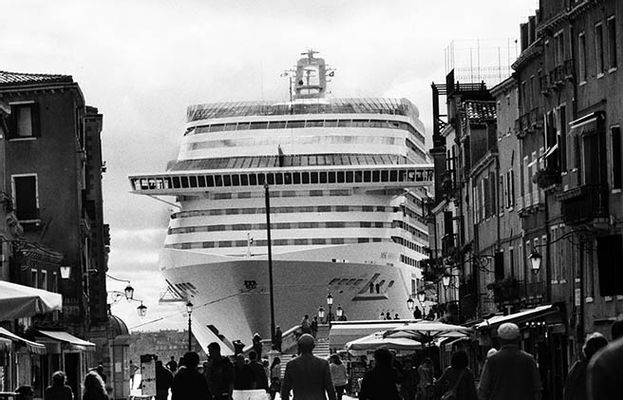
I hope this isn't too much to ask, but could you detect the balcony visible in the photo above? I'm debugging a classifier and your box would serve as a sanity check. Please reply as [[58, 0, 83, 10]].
[[520, 280, 548, 306], [489, 278, 549, 308], [559, 184, 609, 225]]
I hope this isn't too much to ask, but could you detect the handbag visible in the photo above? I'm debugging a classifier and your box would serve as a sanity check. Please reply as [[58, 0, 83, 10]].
[[440, 369, 466, 400]]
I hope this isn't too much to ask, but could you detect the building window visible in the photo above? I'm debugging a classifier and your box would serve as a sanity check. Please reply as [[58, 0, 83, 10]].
[[9, 103, 39, 138], [41, 270, 48, 291], [31, 269, 38, 288], [506, 169, 515, 208], [612, 126, 622, 190], [595, 23, 604, 75], [579, 32, 587, 82], [607, 16, 617, 70], [558, 105, 567, 171], [12, 175, 39, 221], [555, 31, 564, 66]]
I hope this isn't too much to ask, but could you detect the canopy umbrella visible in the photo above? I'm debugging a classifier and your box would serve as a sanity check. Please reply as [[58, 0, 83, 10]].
[[382, 321, 471, 344], [346, 331, 423, 355], [0, 281, 62, 320]]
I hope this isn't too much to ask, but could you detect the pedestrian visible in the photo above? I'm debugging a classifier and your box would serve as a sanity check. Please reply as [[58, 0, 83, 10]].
[[82, 371, 108, 400], [95, 365, 107, 384], [486, 348, 497, 359], [129, 360, 139, 390], [400, 359, 419, 400], [273, 326, 283, 352], [171, 351, 211, 400], [301, 315, 312, 335], [269, 357, 281, 400], [252, 333, 263, 359], [233, 354, 255, 390], [311, 316, 319, 338], [329, 354, 348, 400], [586, 320, 623, 400], [248, 351, 269, 391], [478, 322, 542, 400], [359, 347, 401, 400], [394, 313, 400, 320], [44, 371, 73, 400], [280, 334, 336, 400], [385, 312, 391, 320], [413, 306, 423, 319], [204, 342, 234, 400], [155, 360, 173, 400], [416, 358, 434, 400], [563, 332, 608, 400], [436, 350, 478, 400], [166, 355, 178, 373]]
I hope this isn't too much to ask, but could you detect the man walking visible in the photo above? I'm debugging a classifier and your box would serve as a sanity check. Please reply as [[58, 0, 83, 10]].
[[166, 355, 178, 373], [171, 351, 211, 400], [155, 360, 173, 400], [248, 351, 269, 392], [280, 334, 336, 400], [204, 342, 234, 400], [273, 326, 283, 352], [478, 322, 542, 400]]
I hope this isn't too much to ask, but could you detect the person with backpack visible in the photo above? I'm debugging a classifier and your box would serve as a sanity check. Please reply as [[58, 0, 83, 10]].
[[204, 342, 234, 400], [436, 351, 477, 400]]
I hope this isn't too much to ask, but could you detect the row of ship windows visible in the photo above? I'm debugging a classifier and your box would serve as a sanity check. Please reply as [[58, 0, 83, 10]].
[[401, 254, 421, 268], [171, 205, 419, 220], [132, 168, 434, 191], [166, 237, 389, 249], [186, 135, 402, 151], [187, 118, 425, 144], [167, 220, 428, 240], [165, 236, 426, 253], [210, 189, 350, 200]]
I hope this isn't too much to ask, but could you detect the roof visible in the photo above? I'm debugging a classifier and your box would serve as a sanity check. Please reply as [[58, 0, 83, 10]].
[[464, 101, 497, 121], [0, 70, 73, 87], [168, 154, 411, 171], [187, 98, 420, 123], [0, 327, 47, 354], [476, 304, 558, 330], [37, 330, 96, 351], [109, 314, 129, 337]]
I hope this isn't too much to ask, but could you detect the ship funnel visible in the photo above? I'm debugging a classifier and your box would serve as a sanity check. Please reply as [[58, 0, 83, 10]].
[[293, 49, 327, 100]]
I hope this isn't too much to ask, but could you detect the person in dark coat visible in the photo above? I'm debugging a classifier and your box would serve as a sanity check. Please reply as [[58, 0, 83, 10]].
[[280, 334, 336, 400], [248, 351, 269, 391], [563, 332, 608, 400], [44, 371, 73, 400], [233, 354, 255, 390], [171, 351, 210, 400], [586, 320, 623, 400], [436, 350, 478, 400], [204, 342, 234, 400], [155, 360, 173, 400], [359, 347, 401, 400], [252, 333, 263, 359], [478, 323, 542, 400], [82, 371, 108, 400], [166, 356, 178, 373], [273, 326, 283, 352]]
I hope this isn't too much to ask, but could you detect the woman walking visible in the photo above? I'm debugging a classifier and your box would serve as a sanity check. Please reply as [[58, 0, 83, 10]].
[[436, 351, 477, 400], [44, 371, 73, 400], [269, 357, 281, 400], [82, 371, 108, 400], [359, 347, 401, 400], [329, 355, 348, 400]]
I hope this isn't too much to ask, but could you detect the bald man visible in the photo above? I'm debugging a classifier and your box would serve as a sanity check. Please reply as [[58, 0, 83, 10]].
[[280, 334, 336, 400]]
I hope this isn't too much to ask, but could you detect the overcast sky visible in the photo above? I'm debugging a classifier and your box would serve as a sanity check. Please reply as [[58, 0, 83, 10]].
[[1, 0, 538, 332]]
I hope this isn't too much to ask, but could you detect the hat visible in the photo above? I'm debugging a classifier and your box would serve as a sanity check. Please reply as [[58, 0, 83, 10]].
[[497, 322, 520, 340]]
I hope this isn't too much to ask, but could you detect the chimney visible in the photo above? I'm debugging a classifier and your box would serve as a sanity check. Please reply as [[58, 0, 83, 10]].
[[520, 23, 529, 51]]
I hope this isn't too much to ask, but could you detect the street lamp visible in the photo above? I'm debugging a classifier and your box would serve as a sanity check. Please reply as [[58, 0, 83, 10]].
[[318, 306, 325, 320], [442, 274, 451, 288], [406, 297, 415, 311], [137, 302, 147, 318], [326, 293, 333, 324], [529, 250, 543, 274], [336, 305, 343, 319], [186, 300, 193, 351], [417, 290, 426, 303], [59, 266, 71, 279]]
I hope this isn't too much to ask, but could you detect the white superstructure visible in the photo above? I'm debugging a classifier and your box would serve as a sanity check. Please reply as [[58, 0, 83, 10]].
[[129, 52, 432, 353]]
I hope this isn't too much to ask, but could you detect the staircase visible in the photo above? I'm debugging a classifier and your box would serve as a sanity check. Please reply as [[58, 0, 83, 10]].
[[279, 324, 331, 377]]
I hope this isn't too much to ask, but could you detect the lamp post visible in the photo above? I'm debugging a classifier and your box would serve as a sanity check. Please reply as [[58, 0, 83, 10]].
[[137, 302, 147, 318], [264, 184, 276, 342], [326, 293, 333, 324], [529, 250, 543, 274], [186, 300, 193, 351], [406, 297, 415, 311], [336, 305, 343, 320], [318, 306, 325, 320]]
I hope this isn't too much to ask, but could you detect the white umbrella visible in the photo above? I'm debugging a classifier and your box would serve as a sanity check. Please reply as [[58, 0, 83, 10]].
[[346, 331, 423, 354], [0, 281, 62, 320], [382, 321, 471, 344]]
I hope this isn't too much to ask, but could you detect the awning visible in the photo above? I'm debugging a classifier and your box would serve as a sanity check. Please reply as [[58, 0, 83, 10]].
[[476, 304, 560, 331], [568, 112, 603, 136], [329, 319, 423, 350], [345, 331, 423, 355], [37, 330, 96, 352], [0, 281, 63, 320], [0, 327, 47, 354]]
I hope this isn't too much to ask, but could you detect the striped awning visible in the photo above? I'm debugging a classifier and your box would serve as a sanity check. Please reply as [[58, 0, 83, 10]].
[[0, 327, 47, 354]]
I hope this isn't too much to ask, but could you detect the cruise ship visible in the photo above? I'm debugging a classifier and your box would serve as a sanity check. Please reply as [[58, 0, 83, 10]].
[[129, 51, 433, 353]]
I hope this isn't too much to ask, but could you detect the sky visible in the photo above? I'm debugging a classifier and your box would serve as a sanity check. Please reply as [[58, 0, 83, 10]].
[[1, 0, 538, 331]]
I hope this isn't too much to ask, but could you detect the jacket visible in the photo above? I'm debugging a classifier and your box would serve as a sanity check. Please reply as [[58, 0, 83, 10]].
[[280, 353, 337, 400]]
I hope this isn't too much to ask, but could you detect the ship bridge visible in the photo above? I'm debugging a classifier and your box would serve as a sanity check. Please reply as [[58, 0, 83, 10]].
[[129, 163, 433, 196]]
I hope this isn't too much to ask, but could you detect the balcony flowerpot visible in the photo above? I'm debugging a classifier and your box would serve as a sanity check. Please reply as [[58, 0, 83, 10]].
[[532, 168, 561, 189]]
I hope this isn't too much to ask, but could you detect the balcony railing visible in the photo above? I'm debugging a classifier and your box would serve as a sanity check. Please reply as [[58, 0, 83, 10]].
[[560, 184, 609, 225]]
